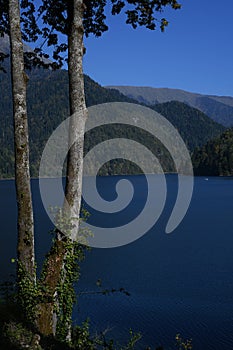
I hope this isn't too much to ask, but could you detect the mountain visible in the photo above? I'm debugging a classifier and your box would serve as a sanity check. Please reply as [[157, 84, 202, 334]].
[[0, 36, 227, 178], [0, 35, 11, 55], [152, 101, 225, 151], [192, 128, 233, 176], [107, 86, 233, 127], [0, 34, 33, 55], [0, 60, 137, 178], [0, 34, 54, 68], [0, 54, 226, 178]]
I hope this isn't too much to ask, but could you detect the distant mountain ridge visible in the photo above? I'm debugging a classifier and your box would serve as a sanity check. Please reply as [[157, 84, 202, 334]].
[[0, 63, 225, 178], [152, 101, 225, 151], [0, 37, 228, 178], [0, 34, 52, 66], [0, 34, 37, 55], [107, 85, 233, 127]]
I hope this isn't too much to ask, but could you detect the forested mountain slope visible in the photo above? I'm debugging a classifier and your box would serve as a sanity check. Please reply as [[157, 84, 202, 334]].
[[108, 85, 233, 127], [0, 58, 226, 178], [192, 128, 233, 176], [0, 63, 136, 178], [152, 101, 225, 151]]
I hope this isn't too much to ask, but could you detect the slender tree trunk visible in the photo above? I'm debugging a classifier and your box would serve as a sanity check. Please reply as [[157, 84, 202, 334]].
[[9, 0, 35, 281], [65, 0, 87, 241], [36, 0, 87, 337]]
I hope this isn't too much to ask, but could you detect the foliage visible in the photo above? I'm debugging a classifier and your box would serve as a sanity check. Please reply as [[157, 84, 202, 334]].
[[0, 61, 135, 178], [0, 1, 182, 70], [175, 334, 192, 350], [192, 127, 233, 176], [0, 62, 227, 178], [71, 320, 95, 349], [0, 0, 196, 347], [153, 101, 225, 151], [17, 262, 38, 324], [0, 280, 192, 349], [20, 0, 181, 68], [84, 122, 175, 175], [55, 240, 86, 342], [3, 321, 42, 350]]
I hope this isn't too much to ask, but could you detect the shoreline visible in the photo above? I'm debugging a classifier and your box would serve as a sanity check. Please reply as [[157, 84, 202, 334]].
[[1, 173, 233, 181]]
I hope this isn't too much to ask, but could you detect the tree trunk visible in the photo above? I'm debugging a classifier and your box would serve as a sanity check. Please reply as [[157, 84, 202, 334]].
[[36, 0, 87, 337], [64, 0, 87, 240], [9, 0, 35, 282]]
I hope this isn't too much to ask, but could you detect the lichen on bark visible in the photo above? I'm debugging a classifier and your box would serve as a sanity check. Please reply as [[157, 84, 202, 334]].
[[35, 0, 88, 338], [9, 0, 35, 318]]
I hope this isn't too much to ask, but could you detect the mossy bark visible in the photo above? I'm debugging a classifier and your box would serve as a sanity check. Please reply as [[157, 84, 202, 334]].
[[9, 0, 35, 282], [35, 0, 87, 337], [36, 240, 66, 336]]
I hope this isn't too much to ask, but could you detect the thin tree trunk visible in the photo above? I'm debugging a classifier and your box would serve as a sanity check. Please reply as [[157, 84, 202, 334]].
[[9, 0, 35, 280], [64, 0, 87, 239], [36, 0, 87, 337]]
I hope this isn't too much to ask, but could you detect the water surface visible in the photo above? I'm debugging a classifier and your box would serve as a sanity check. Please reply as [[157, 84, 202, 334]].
[[0, 175, 233, 349]]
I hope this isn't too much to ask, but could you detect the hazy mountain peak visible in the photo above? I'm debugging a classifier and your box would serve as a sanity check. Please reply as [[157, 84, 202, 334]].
[[0, 34, 10, 54], [0, 34, 34, 55], [107, 85, 233, 127], [0, 34, 52, 66]]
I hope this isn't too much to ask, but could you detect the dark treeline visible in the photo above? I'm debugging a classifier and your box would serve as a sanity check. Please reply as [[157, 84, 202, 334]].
[[152, 101, 225, 151], [0, 63, 228, 178], [192, 128, 233, 176]]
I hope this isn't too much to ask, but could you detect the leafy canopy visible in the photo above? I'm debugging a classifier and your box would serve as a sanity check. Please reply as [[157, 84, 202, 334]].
[[38, 0, 181, 35], [0, 0, 181, 68]]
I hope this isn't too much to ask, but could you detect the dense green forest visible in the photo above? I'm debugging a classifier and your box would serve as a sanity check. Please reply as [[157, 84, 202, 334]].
[[0, 62, 228, 178], [109, 85, 233, 127], [192, 128, 233, 176], [152, 101, 225, 151], [0, 63, 136, 178]]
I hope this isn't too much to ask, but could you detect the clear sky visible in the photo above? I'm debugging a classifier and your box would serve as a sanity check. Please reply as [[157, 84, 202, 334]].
[[83, 0, 233, 97]]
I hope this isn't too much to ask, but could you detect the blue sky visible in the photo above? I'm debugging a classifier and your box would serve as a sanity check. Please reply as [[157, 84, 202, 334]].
[[83, 0, 233, 97]]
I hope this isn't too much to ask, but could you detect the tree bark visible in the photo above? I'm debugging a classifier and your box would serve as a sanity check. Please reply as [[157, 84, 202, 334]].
[[36, 0, 87, 337], [9, 0, 35, 280], [64, 0, 87, 240]]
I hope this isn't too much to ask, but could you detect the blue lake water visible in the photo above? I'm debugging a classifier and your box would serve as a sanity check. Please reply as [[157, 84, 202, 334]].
[[0, 175, 233, 349]]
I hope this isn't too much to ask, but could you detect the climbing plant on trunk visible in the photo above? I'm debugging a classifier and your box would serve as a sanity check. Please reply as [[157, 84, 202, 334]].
[[8, 0, 36, 317], [35, 0, 87, 339], [33, 0, 182, 340], [2, 0, 182, 342]]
